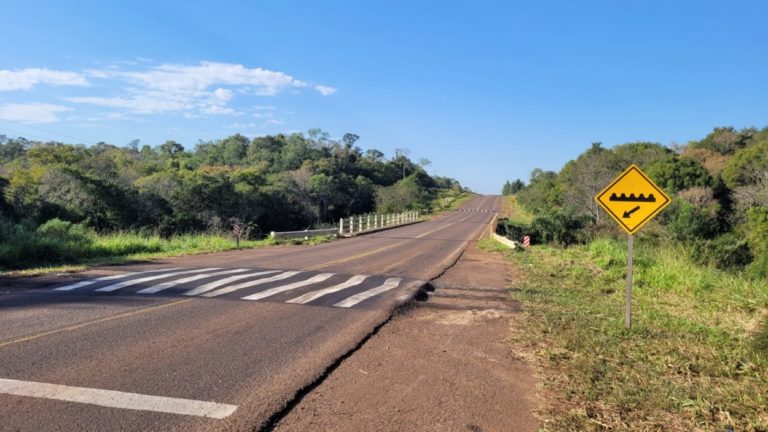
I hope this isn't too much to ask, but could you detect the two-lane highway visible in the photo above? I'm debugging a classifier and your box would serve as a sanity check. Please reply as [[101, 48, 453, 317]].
[[0, 195, 500, 431]]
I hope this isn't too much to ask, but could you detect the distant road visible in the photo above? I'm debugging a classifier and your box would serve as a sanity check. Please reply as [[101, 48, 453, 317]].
[[0, 195, 500, 431]]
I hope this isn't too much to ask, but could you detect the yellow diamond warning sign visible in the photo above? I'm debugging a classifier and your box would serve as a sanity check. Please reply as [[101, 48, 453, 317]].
[[595, 164, 671, 235]]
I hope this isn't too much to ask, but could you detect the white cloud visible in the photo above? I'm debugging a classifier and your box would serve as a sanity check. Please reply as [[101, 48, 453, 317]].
[[0, 103, 71, 123], [0, 68, 89, 91], [66, 94, 186, 114], [212, 88, 234, 103], [314, 85, 337, 96], [67, 61, 331, 117], [115, 62, 309, 96], [3, 61, 334, 122]]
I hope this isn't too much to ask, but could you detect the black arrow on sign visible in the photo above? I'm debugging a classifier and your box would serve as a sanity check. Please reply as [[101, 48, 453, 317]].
[[622, 206, 641, 218]]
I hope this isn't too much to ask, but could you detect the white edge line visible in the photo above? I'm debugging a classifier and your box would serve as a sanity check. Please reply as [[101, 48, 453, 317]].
[[0, 378, 237, 419]]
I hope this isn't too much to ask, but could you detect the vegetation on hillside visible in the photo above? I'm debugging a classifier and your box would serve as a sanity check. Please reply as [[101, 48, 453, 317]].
[[495, 125, 768, 431], [0, 130, 464, 269], [509, 126, 768, 277]]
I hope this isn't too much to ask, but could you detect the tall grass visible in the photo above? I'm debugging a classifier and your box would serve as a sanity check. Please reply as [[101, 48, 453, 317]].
[[0, 218, 267, 271], [486, 236, 768, 431]]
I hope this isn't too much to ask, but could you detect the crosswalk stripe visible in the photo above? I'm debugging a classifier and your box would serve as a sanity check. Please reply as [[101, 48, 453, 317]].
[[286, 275, 370, 304], [333, 278, 402, 308], [201, 271, 301, 298], [95, 268, 221, 292], [241, 273, 335, 301], [53, 268, 183, 291], [136, 269, 251, 294], [49, 267, 410, 309], [182, 270, 280, 296]]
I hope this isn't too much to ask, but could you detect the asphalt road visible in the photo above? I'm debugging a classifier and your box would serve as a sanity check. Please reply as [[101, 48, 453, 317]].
[[0, 195, 500, 431]]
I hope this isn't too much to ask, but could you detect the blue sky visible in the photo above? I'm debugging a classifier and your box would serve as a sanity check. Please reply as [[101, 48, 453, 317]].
[[1, 1, 766, 193]]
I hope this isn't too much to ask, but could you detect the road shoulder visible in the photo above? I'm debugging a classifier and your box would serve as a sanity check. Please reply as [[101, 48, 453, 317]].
[[273, 242, 541, 431]]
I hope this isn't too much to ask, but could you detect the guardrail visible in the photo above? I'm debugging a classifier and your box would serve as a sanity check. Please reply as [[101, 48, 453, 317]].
[[339, 211, 420, 236], [269, 228, 339, 240], [268, 211, 421, 240]]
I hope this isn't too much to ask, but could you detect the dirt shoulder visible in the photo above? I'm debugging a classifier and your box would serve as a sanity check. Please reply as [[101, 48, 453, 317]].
[[273, 242, 540, 432]]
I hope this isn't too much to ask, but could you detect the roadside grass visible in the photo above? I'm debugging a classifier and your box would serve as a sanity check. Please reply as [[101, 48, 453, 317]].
[[0, 232, 272, 276], [482, 237, 768, 431], [502, 195, 533, 225]]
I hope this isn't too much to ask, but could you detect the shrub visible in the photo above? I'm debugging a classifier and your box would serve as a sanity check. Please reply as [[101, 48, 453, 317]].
[[745, 207, 768, 278], [664, 200, 720, 241], [36, 218, 90, 244], [530, 209, 591, 246], [646, 155, 713, 193], [690, 233, 753, 270], [496, 218, 530, 241]]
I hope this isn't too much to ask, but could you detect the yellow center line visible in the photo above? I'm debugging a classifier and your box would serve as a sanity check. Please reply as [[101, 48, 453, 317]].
[[0, 298, 193, 349]]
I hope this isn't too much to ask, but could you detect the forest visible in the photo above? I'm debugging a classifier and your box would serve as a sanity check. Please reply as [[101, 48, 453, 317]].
[[0, 129, 464, 269], [506, 125, 768, 278]]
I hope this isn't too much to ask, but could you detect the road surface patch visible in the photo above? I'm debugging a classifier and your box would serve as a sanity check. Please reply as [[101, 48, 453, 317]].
[[0, 378, 237, 419]]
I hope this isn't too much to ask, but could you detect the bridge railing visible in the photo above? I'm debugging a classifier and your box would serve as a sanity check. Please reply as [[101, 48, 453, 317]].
[[269, 228, 339, 240], [339, 211, 420, 236]]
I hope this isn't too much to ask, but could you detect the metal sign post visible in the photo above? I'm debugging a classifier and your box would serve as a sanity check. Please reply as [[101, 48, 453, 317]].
[[625, 234, 634, 329]]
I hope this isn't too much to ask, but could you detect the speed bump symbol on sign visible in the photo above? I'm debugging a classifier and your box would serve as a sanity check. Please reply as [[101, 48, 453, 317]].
[[595, 164, 671, 235]]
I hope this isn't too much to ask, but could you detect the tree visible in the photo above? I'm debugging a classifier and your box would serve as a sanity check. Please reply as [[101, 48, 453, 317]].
[[502, 180, 512, 195], [559, 142, 620, 223], [721, 140, 768, 188], [221, 134, 249, 166], [516, 169, 562, 216], [502, 179, 524, 195], [342, 133, 359, 149], [0, 136, 28, 163], [646, 155, 713, 193], [691, 126, 754, 155], [394, 148, 411, 179], [159, 140, 184, 158]]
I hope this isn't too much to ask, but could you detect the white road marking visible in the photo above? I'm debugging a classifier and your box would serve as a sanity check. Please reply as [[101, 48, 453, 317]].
[[202, 271, 301, 298], [333, 278, 402, 308], [182, 270, 280, 296], [95, 268, 221, 292], [53, 268, 183, 291], [136, 269, 251, 294], [241, 273, 335, 301], [0, 378, 237, 419], [286, 275, 370, 304]]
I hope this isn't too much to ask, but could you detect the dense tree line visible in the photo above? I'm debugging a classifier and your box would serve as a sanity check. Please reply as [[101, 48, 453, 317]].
[[501, 179, 524, 195], [512, 126, 768, 277], [0, 129, 463, 238]]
